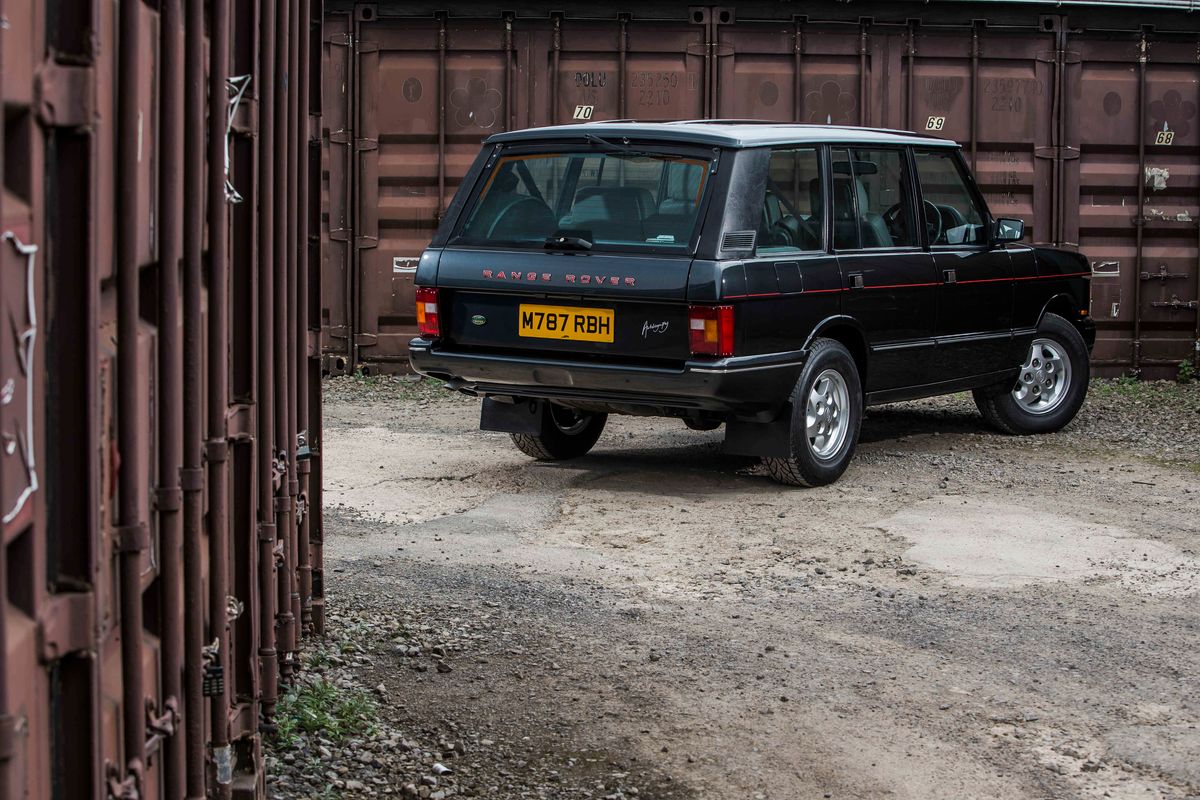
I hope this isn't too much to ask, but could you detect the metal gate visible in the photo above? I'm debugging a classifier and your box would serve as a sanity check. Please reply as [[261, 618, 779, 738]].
[[0, 0, 325, 796], [322, 0, 1200, 380]]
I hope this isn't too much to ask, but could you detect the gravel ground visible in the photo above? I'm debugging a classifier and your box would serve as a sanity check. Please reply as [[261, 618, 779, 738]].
[[268, 375, 1200, 799]]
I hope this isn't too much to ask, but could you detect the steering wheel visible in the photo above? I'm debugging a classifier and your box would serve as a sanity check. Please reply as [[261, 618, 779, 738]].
[[767, 221, 797, 248], [884, 201, 943, 245]]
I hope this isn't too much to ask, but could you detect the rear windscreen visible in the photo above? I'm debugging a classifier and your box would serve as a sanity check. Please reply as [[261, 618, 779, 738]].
[[452, 149, 711, 252]]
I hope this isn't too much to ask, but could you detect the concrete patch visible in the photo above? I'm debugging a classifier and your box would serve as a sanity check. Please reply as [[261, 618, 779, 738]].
[[878, 497, 1197, 593]]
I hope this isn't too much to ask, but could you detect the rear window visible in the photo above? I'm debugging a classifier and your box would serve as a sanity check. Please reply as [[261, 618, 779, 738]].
[[452, 149, 711, 252]]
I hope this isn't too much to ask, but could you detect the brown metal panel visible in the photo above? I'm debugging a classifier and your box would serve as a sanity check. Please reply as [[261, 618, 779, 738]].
[[321, 12, 354, 373], [1076, 31, 1199, 376]]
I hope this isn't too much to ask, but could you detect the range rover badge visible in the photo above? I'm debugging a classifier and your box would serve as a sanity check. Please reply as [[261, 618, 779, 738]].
[[471, 314, 487, 326]]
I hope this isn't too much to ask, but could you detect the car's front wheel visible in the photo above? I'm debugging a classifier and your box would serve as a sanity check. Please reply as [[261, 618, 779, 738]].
[[973, 312, 1089, 435], [511, 403, 607, 460], [764, 338, 863, 487]]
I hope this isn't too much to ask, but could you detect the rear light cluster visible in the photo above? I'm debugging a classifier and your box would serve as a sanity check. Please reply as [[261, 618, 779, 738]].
[[688, 304, 735, 357], [415, 286, 441, 337]]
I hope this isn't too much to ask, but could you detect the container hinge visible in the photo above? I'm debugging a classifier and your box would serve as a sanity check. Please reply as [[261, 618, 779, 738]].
[[37, 591, 94, 661], [355, 137, 378, 152], [329, 32, 353, 47], [0, 714, 24, 761], [154, 486, 182, 512], [329, 130, 352, 146], [354, 333, 379, 348], [1150, 296, 1197, 311], [116, 523, 150, 554], [358, 40, 379, 54], [329, 227, 351, 242], [105, 765, 140, 800], [354, 235, 378, 249], [1140, 265, 1189, 283], [35, 61, 94, 128]]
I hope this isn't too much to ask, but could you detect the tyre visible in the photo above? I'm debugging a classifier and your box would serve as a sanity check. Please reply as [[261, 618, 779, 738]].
[[511, 403, 607, 460], [764, 338, 863, 487], [973, 313, 1089, 435], [683, 418, 723, 432]]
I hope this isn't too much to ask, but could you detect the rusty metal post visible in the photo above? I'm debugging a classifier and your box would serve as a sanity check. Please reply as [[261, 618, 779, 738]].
[[182, 0, 208, 792], [550, 14, 561, 125], [504, 14, 514, 130], [287, 0, 304, 652], [207, 0, 234, 790], [297, 0, 314, 637], [970, 23, 980, 171], [793, 18, 804, 123], [158, 0, 187, 796], [116, 0, 148, 791], [1134, 33, 1148, 373], [905, 22, 915, 132], [859, 23, 869, 127], [437, 13, 447, 218], [618, 15, 628, 119], [275, 0, 297, 683], [257, 0, 280, 725]]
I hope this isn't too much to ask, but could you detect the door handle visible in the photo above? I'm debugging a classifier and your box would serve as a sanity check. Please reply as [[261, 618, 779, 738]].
[[943, 268, 957, 284], [849, 272, 865, 289]]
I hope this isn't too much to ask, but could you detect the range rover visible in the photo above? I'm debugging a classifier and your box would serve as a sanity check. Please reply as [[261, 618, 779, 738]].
[[409, 121, 1094, 486]]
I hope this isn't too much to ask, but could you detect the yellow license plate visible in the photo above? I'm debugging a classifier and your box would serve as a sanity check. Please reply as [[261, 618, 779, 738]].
[[518, 304, 614, 342]]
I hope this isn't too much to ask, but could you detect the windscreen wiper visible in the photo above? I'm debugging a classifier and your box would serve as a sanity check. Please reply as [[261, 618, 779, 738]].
[[544, 233, 593, 251], [584, 133, 685, 160]]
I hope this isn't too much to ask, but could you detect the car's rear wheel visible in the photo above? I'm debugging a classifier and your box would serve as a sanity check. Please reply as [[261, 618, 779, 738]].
[[764, 338, 863, 487], [973, 313, 1089, 435], [511, 403, 607, 460]]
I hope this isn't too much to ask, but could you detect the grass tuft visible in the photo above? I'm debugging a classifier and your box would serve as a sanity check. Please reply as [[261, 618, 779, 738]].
[[274, 677, 378, 748]]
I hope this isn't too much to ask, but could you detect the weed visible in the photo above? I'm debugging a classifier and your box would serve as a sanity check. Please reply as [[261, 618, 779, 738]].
[[1179, 359, 1196, 385], [274, 677, 378, 748]]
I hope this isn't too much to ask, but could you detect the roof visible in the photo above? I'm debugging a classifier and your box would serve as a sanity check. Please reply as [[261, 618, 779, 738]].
[[484, 121, 960, 149]]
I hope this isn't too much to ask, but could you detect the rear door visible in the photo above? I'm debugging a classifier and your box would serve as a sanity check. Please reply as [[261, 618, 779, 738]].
[[913, 148, 1014, 376], [434, 144, 714, 363], [833, 146, 940, 392]]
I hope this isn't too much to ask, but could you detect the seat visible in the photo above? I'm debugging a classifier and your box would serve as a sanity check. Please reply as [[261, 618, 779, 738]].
[[560, 186, 655, 241], [817, 177, 896, 249]]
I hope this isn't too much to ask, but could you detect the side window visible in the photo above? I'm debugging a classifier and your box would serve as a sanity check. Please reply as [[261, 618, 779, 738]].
[[757, 147, 822, 253], [830, 148, 916, 250], [913, 150, 987, 245]]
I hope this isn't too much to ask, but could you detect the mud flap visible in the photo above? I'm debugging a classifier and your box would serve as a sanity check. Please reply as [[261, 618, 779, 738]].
[[480, 397, 544, 434], [723, 414, 792, 457]]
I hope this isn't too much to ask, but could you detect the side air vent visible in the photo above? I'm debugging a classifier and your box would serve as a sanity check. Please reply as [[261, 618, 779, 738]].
[[721, 230, 756, 252]]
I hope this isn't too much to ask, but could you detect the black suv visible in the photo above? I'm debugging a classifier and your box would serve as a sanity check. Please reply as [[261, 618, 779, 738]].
[[410, 121, 1094, 486]]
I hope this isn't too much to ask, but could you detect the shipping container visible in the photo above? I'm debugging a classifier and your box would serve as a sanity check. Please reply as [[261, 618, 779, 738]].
[[322, 0, 1200, 379], [0, 0, 324, 797]]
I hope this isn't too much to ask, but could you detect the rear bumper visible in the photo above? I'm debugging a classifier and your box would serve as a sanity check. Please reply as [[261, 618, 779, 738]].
[[408, 338, 803, 415]]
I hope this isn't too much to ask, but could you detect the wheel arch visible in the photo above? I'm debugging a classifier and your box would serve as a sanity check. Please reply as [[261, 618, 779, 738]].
[[1037, 292, 1084, 330], [804, 315, 869, 390]]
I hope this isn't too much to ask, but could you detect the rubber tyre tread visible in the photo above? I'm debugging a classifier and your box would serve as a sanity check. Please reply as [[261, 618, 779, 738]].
[[973, 313, 1089, 435], [763, 338, 863, 487], [510, 405, 607, 460]]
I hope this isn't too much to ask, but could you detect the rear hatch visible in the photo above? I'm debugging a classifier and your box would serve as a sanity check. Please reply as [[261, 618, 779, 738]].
[[430, 141, 717, 363], [437, 249, 693, 362]]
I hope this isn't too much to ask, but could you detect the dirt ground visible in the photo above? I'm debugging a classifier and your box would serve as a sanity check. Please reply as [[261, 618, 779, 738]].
[[275, 376, 1199, 800]]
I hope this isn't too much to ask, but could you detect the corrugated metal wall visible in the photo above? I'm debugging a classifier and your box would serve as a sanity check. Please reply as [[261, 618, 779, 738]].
[[0, 0, 324, 797], [322, 0, 1200, 380]]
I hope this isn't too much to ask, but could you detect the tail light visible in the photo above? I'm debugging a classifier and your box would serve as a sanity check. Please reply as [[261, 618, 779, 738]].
[[688, 305, 735, 357], [415, 286, 441, 337]]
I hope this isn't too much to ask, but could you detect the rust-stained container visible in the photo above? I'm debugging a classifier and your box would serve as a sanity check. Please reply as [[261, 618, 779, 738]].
[[0, 0, 324, 797], [324, 1, 1200, 379]]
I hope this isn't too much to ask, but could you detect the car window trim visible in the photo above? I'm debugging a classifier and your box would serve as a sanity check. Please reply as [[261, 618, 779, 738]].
[[754, 144, 827, 257], [828, 144, 923, 254], [911, 146, 994, 251], [448, 142, 720, 254]]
